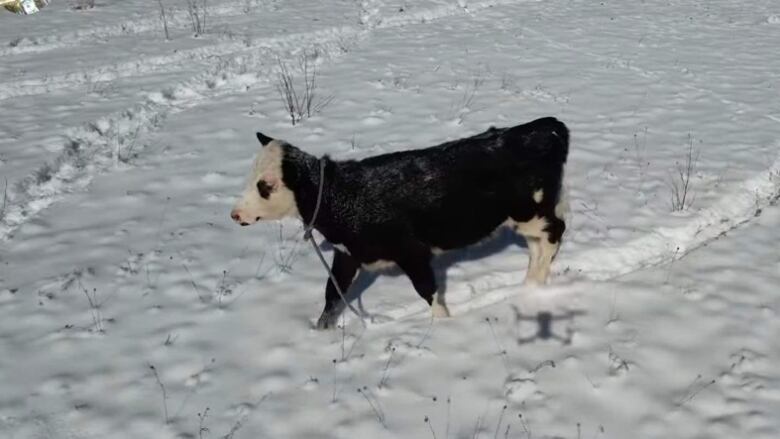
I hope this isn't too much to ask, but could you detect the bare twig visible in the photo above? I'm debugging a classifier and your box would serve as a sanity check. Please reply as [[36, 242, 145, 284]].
[[669, 134, 700, 211], [164, 333, 178, 346], [148, 364, 170, 424], [449, 76, 483, 121], [446, 396, 451, 439], [485, 317, 510, 373], [358, 387, 387, 428], [182, 262, 210, 303], [222, 417, 244, 439], [461, 76, 483, 109], [275, 52, 334, 126], [198, 407, 210, 439], [415, 314, 435, 349], [215, 269, 232, 306], [118, 124, 142, 164], [1, 177, 7, 220], [331, 359, 339, 403], [632, 127, 649, 192], [378, 345, 396, 388], [494, 405, 508, 439], [519, 413, 531, 439], [157, 0, 170, 40], [276, 59, 299, 125], [184, 0, 208, 35], [425, 415, 437, 439], [78, 279, 105, 333], [472, 415, 483, 439], [675, 374, 716, 407]]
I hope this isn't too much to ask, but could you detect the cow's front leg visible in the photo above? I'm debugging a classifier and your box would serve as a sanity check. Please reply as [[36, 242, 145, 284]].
[[397, 248, 450, 318], [316, 249, 360, 329]]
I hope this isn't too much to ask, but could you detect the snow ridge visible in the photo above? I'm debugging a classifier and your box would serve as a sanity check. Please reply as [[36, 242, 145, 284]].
[[373, 151, 780, 323], [0, 1, 275, 57]]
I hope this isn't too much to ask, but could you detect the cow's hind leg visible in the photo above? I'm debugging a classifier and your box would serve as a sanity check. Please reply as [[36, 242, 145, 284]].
[[536, 213, 564, 283], [397, 246, 450, 318], [524, 236, 542, 284], [513, 212, 565, 285]]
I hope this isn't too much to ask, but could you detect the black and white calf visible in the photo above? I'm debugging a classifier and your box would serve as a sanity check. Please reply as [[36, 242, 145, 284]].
[[231, 117, 569, 328]]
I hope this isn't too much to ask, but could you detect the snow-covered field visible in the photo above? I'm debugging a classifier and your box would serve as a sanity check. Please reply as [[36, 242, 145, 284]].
[[1, 0, 779, 437]]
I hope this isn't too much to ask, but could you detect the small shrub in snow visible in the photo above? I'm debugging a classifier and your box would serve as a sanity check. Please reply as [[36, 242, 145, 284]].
[[357, 387, 387, 428], [197, 407, 210, 439], [148, 364, 170, 424], [631, 127, 650, 191], [157, 0, 170, 41], [80, 283, 105, 333], [275, 52, 334, 126], [668, 134, 700, 211], [72, 0, 94, 9], [184, 0, 208, 36], [448, 75, 483, 122], [0, 178, 7, 221]]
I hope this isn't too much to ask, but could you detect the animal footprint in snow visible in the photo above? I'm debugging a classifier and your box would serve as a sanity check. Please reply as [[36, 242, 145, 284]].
[[504, 374, 542, 403], [720, 349, 770, 396], [366, 313, 394, 325], [608, 348, 631, 376], [387, 339, 435, 359], [361, 115, 385, 126], [303, 377, 320, 391]]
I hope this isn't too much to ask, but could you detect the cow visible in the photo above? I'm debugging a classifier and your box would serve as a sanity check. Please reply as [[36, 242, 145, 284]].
[[231, 117, 569, 329]]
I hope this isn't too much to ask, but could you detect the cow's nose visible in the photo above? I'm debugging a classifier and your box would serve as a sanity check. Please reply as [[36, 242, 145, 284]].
[[230, 210, 241, 223]]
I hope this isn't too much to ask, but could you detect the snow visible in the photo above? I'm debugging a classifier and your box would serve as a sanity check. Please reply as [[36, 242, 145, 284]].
[[1, 0, 779, 438]]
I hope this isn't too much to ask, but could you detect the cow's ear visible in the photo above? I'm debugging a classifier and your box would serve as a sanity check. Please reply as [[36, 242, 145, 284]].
[[256, 132, 273, 146]]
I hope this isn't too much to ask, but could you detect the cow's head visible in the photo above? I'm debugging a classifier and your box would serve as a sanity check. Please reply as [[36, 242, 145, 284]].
[[230, 132, 299, 226]]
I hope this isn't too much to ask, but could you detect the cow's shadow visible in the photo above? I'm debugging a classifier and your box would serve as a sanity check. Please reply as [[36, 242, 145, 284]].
[[318, 227, 528, 320]]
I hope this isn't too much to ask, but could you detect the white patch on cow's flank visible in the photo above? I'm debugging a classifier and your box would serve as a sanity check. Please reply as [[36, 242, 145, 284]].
[[510, 216, 548, 238], [533, 189, 544, 203], [362, 259, 396, 271]]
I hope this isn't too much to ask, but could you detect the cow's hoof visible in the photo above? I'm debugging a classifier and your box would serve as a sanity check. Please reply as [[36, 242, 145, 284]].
[[316, 311, 335, 330], [431, 301, 451, 318], [522, 277, 544, 287]]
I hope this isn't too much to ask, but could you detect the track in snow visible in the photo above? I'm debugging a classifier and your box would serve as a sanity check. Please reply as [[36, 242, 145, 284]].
[[0, 0, 277, 58], [370, 152, 780, 324]]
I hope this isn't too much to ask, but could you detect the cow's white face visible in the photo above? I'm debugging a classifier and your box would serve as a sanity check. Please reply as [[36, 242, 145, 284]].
[[230, 138, 299, 226]]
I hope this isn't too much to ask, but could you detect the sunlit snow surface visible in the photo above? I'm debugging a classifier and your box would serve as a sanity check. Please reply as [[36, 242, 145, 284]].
[[1, 1, 779, 437]]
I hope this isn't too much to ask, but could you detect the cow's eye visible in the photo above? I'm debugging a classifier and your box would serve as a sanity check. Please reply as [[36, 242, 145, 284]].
[[256, 180, 273, 199]]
